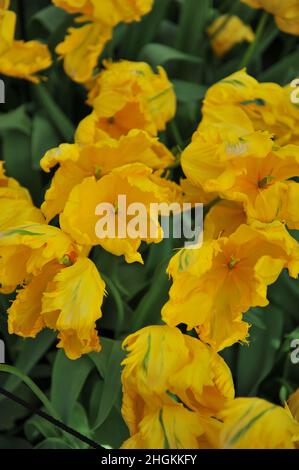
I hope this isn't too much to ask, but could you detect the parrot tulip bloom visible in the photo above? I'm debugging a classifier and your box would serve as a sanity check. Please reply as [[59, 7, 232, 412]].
[[202, 69, 299, 145], [60, 163, 182, 264], [83, 60, 176, 138], [0, 224, 106, 359], [121, 325, 234, 448], [40, 130, 174, 222], [162, 222, 299, 351]]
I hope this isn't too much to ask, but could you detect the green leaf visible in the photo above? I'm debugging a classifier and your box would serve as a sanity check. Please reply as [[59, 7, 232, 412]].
[[244, 309, 266, 331], [32, 84, 75, 142], [131, 259, 171, 330], [0, 330, 55, 402], [0, 105, 31, 135], [138, 43, 202, 67], [0, 436, 32, 449], [236, 305, 284, 396], [64, 403, 92, 449], [90, 338, 125, 430], [95, 405, 129, 449], [0, 364, 58, 418], [172, 79, 207, 103], [122, 0, 172, 58], [259, 48, 299, 84], [25, 413, 61, 442], [29, 5, 68, 36], [101, 274, 125, 337], [35, 438, 73, 449], [51, 350, 93, 424], [2, 130, 43, 203], [31, 112, 61, 170], [176, 0, 212, 54]]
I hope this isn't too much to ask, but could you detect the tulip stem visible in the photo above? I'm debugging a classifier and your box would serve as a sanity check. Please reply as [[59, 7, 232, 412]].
[[239, 11, 268, 69], [33, 84, 75, 142], [169, 120, 184, 150]]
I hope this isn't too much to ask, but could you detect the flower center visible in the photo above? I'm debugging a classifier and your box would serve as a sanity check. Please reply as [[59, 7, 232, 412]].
[[60, 254, 75, 267], [258, 175, 275, 189], [95, 166, 102, 180], [228, 256, 240, 270]]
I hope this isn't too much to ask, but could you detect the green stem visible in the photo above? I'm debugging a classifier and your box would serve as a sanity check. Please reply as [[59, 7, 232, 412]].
[[0, 364, 60, 420], [169, 120, 184, 150], [33, 84, 75, 142], [239, 12, 268, 69]]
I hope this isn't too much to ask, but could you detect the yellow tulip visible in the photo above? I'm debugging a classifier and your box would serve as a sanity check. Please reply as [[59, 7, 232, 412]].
[[54, 0, 153, 82], [0, 6, 51, 82], [288, 388, 299, 423], [121, 325, 234, 448], [182, 108, 299, 229], [242, 0, 299, 36], [53, 0, 154, 26], [202, 69, 299, 146], [60, 163, 182, 264], [207, 15, 254, 57], [85, 60, 176, 137], [40, 130, 174, 222], [204, 201, 247, 241], [0, 162, 45, 231], [0, 223, 105, 359], [162, 221, 299, 350], [55, 22, 112, 84]]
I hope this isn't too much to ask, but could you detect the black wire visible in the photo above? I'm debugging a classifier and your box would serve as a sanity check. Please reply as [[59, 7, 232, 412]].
[[0, 386, 104, 450]]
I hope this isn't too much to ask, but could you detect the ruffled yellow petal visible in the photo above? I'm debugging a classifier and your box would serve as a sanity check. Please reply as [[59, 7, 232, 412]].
[[54, 0, 153, 26], [0, 224, 78, 282], [87, 60, 176, 136], [162, 221, 299, 350], [42, 256, 105, 359], [56, 22, 112, 83], [288, 388, 299, 423], [0, 40, 52, 83], [208, 15, 254, 57], [203, 69, 299, 145], [0, 7, 15, 54], [7, 262, 60, 337], [241, 0, 299, 36], [41, 131, 174, 221], [218, 397, 299, 449], [60, 163, 177, 263], [204, 201, 247, 240], [122, 405, 206, 449], [122, 325, 190, 398], [0, 199, 45, 231]]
